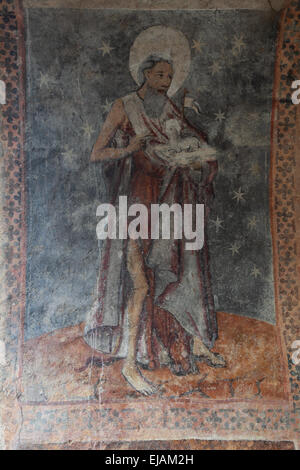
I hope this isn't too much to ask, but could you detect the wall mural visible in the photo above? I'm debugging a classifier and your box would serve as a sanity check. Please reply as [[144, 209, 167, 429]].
[[0, 0, 299, 450]]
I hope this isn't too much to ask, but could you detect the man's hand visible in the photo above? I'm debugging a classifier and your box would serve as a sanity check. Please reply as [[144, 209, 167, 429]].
[[127, 134, 150, 154]]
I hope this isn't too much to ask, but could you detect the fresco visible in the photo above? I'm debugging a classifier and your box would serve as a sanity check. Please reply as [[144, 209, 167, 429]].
[[0, 0, 299, 451], [22, 6, 280, 396], [25, 8, 277, 342]]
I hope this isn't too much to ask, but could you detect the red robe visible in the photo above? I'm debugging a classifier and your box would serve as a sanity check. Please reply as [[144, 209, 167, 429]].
[[84, 92, 218, 375]]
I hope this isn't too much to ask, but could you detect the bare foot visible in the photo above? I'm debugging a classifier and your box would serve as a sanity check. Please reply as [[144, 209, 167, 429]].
[[193, 337, 226, 368], [202, 351, 226, 368], [122, 363, 157, 396]]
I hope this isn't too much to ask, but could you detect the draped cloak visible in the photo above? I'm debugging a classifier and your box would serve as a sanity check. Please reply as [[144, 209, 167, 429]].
[[84, 92, 218, 367]]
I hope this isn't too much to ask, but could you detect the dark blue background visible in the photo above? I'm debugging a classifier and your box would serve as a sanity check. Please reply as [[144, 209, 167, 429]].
[[25, 8, 277, 339]]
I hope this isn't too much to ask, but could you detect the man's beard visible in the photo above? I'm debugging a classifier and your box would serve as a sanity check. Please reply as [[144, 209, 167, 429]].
[[143, 87, 168, 119]]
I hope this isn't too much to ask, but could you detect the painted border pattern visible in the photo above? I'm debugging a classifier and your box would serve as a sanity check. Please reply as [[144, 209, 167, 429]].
[[275, 0, 300, 419], [0, 0, 299, 448]]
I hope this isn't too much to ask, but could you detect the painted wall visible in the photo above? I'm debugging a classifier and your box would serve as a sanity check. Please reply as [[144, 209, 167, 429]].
[[24, 8, 277, 339]]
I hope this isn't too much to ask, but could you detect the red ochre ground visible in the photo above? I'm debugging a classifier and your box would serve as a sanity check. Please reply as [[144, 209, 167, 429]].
[[22, 312, 287, 403]]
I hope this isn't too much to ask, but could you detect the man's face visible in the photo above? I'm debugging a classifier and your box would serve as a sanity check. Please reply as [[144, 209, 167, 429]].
[[145, 62, 173, 94]]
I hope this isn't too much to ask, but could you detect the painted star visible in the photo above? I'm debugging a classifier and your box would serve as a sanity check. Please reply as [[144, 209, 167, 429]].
[[81, 123, 94, 140], [248, 215, 258, 230], [210, 217, 224, 233], [62, 146, 75, 160], [100, 41, 114, 56], [197, 84, 208, 93], [232, 35, 246, 55], [209, 61, 222, 76], [233, 187, 246, 203], [251, 265, 262, 279], [39, 72, 52, 88], [250, 162, 261, 177], [229, 242, 241, 256], [102, 98, 113, 113], [192, 39, 205, 53], [215, 111, 226, 122]]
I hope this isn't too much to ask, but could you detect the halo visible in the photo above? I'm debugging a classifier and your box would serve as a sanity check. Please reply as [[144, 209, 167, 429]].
[[129, 26, 191, 97]]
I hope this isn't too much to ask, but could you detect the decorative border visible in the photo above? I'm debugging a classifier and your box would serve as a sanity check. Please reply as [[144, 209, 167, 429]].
[[21, 0, 289, 11], [0, 0, 299, 448], [274, 0, 300, 419]]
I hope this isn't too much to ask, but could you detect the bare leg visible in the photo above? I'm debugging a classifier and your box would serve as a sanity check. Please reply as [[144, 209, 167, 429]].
[[193, 337, 226, 367], [122, 239, 157, 395]]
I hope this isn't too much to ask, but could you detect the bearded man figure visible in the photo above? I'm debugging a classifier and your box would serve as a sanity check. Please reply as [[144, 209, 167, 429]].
[[84, 51, 226, 396]]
